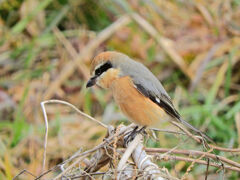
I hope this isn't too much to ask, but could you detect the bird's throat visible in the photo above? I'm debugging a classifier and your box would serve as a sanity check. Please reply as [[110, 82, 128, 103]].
[[97, 68, 120, 89]]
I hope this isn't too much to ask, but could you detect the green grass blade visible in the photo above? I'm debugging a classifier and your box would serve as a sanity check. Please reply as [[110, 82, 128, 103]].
[[11, 0, 53, 34], [43, 5, 70, 34], [226, 100, 240, 119], [206, 62, 227, 106]]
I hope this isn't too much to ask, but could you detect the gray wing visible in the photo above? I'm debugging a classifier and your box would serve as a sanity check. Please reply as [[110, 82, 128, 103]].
[[119, 59, 180, 120]]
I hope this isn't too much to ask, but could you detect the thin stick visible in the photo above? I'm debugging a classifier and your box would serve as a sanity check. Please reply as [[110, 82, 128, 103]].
[[40, 101, 49, 173], [49, 124, 135, 179], [152, 123, 240, 153], [117, 134, 142, 172], [40, 100, 108, 173], [146, 148, 240, 169], [13, 169, 37, 180], [170, 121, 202, 143], [154, 154, 240, 172], [53, 154, 89, 180], [205, 158, 210, 180], [150, 128, 186, 135], [181, 148, 214, 179], [41, 99, 107, 128], [209, 145, 240, 153]]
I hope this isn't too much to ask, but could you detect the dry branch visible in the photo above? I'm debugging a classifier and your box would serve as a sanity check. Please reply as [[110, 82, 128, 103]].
[[40, 99, 108, 173], [154, 154, 240, 173], [38, 100, 240, 179], [37, 99, 240, 180], [129, 135, 177, 180], [81, 125, 175, 180], [146, 148, 240, 169]]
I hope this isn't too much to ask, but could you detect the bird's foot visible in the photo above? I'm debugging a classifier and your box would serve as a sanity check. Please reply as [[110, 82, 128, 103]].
[[124, 126, 138, 145], [124, 126, 146, 145], [139, 126, 147, 136]]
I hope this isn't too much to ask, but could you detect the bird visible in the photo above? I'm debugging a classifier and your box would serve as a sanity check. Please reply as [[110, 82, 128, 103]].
[[86, 51, 212, 142]]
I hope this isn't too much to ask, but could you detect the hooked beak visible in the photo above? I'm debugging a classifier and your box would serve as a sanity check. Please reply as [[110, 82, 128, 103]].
[[86, 76, 97, 88]]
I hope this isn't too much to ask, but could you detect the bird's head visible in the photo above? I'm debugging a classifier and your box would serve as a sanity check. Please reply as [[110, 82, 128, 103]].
[[86, 51, 128, 89]]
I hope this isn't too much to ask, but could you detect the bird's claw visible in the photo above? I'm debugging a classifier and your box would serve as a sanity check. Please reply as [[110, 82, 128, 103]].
[[124, 126, 146, 145]]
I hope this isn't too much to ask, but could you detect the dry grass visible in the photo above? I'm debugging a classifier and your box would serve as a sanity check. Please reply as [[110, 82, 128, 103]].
[[0, 0, 240, 179]]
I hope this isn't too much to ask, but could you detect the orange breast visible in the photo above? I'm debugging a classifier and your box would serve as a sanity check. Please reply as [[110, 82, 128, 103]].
[[110, 76, 167, 127], [98, 69, 120, 89]]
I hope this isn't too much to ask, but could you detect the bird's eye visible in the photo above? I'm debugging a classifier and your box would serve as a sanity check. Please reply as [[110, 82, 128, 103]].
[[95, 69, 101, 75]]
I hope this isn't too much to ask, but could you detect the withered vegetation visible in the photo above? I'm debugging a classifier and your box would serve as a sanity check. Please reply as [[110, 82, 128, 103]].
[[0, 0, 240, 179]]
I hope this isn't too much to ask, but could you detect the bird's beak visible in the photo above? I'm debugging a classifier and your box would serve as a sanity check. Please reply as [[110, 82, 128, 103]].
[[86, 76, 97, 88]]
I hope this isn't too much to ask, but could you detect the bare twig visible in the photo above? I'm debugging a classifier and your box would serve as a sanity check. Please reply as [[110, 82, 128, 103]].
[[130, 135, 175, 180], [40, 101, 49, 173], [146, 148, 240, 169], [53, 154, 89, 180], [118, 126, 175, 180], [150, 128, 186, 135], [181, 148, 214, 179], [70, 125, 174, 180], [83, 127, 115, 179], [154, 154, 240, 172], [117, 164, 137, 179], [13, 169, 37, 180], [49, 124, 135, 179], [41, 99, 107, 128], [205, 158, 210, 180], [209, 145, 240, 153], [117, 134, 142, 172], [40, 99, 108, 174], [113, 126, 120, 178], [170, 121, 202, 144], [38, 101, 240, 179]]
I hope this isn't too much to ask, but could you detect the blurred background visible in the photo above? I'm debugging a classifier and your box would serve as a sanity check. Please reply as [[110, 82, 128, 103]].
[[0, 0, 240, 179]]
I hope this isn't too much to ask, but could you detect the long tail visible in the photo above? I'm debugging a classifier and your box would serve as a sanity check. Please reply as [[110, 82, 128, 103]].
[[178, 117, 214, 143]]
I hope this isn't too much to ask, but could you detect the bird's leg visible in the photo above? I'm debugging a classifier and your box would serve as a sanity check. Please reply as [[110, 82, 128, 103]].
[[137, 126, 147, 135], [132, 125, 139, 132], [124, 125, 138, 145], [124, 126, 147, 145]]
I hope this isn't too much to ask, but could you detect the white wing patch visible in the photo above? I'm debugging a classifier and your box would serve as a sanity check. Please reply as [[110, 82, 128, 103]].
[[155, 97, 160, 103]]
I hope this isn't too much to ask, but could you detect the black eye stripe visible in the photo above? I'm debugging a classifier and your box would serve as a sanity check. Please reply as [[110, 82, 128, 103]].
[[95, 61, 112, 76], [95, 68, 101, 75]]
